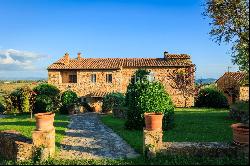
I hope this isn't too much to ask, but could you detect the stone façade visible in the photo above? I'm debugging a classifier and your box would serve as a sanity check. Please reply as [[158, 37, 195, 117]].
[[47, 52, 195, 108]]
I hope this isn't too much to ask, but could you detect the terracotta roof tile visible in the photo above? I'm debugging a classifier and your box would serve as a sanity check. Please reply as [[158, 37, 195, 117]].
[[48, 54, 193, 70], [216, 72, 248, 85]]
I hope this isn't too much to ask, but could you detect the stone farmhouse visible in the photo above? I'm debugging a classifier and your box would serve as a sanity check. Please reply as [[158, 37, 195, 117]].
[[216, 72, 249, 104], [47, 52, 195, 111]]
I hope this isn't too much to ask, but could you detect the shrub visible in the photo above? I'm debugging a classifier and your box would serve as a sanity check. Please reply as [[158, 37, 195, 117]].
[[61, 90, 78, 106], [195, 88, 228, 108], [112, 106, 128, 119], [229, 101, 249, 125], [33, 95, 53, 113], [33, 84, 60, 98], [10, 89, 21, 113], [125, 80, 175, 130], [3, 86, 34, 114], [60, 90, 78, 114], [33, 84, 61, 114], [19, 86, 34, 113], [102, 92, 125, 113]]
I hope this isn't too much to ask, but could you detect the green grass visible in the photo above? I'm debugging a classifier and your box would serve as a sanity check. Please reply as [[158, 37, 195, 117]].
[[0, 113, 69, 150], [0, 153, 248, 165], [0, 108, 248, 165], [100, 108, 236, 153]]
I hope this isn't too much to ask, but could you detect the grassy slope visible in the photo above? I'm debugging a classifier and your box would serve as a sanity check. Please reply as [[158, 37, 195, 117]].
[[101, 108, 235, 153], [0, 114, 69, 149]]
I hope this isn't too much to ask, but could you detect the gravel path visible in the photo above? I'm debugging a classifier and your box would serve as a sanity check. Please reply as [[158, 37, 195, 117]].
[[58, 112, 139, 160]]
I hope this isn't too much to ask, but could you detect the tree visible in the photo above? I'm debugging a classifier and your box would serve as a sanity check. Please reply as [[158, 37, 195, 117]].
[[169, 65, 196, 107], [204, 0, 249, 72]]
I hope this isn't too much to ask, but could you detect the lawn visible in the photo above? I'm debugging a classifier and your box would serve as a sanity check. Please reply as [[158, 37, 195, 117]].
[[0, 113, 69, 150], [0, 108, 248, 165], [100, 108, 236, 153]]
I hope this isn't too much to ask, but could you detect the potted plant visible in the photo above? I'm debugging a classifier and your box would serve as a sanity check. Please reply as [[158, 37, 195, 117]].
[[231, 123, 249, 145], [34, 95, 56, 131], [144, 112, 163, 131], [230, 101, 249, 145], [35, 112, 55, 131]]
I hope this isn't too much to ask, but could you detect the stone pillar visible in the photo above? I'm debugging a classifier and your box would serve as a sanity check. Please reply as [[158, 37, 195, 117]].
[[143, 128, 163, 158], [32, 128, 55, 161]]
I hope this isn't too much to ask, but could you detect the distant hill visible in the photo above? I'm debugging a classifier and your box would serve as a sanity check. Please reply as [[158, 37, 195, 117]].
[[0, 77, 47, 81], [195, 78, 217, 84]]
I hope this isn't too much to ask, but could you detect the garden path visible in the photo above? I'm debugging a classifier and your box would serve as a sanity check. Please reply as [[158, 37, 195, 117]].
[[58, 112, 139, 160]]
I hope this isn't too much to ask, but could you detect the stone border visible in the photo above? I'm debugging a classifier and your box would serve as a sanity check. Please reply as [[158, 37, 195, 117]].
[[143, 129, 249, 159], [0, 130, 33, 161]]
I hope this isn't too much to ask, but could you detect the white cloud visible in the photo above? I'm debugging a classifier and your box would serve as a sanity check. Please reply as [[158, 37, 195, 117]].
[[0, 49, 47, 71]]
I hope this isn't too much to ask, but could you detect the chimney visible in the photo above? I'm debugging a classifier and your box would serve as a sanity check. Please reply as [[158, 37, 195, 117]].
[[64, 53, 70, 65], [77, 52, 81, 60], [164, 51, 169, 60]]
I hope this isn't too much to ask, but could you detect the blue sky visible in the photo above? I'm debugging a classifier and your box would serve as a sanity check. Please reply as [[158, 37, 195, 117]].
[[0, 0, 239, 79]]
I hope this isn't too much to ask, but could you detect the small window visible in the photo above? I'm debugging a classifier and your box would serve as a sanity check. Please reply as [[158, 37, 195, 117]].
[[69, 74, 77, 83], [106, 74, 112, 83], [91, 74, 97, 83]]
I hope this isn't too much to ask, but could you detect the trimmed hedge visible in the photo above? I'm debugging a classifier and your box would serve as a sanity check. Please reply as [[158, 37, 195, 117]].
[[195, 88, 228, 108]]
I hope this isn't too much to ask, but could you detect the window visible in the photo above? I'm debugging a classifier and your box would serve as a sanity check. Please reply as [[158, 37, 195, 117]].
[[91, 74, 97, 83], [106, 74, 112, 83], [69, 74, 77, 83], [61, 70, 77, 83]]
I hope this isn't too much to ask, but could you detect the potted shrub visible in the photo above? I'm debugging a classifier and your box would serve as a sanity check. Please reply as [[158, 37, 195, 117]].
[[144, 112, 163, 131], [125, 69, 175, 131], [33, 95, 56, 131], [231, 123, 249, 145], [35, 112, 55, 131], [230, 101, 249, 145]]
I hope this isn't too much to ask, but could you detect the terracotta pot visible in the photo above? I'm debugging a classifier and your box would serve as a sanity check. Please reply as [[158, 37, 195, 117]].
[[35, 112, 55, 131], [144, 113, 163, 131], [231, 123, 249, 145]]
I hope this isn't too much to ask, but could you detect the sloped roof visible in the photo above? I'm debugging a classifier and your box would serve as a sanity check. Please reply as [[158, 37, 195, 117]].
[[216, 72, 248, 85], [47, 53, 193, 70]]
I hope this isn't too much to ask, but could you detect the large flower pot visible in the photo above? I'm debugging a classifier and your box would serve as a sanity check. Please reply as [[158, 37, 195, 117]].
[[144, 113, 163, 131], [35, 112, 55, 131], [231, 123, 249, 145]]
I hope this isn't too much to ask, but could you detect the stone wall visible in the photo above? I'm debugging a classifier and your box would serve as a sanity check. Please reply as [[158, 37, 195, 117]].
[[0, 130, 33, 161], [239, 86, 249, 101], [48, 67, 195, 107], [143, 129, 249, 159]]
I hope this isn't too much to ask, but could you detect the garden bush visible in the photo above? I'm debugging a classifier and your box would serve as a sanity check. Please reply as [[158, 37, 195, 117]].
[[125, 80, 175, 130], [3, 86, 35, 114], [60, 90, 78, 114], [195, 88, 228, 108], [102, 92, 125, 113], [33, 84, 60, 97], [33, 95, 53, 113], [33, 84, 61, 113], [229, 101, 249, 125]]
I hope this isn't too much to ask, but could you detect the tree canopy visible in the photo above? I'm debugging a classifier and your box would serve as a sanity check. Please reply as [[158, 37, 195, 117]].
[[204, 0, 249, 72]]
